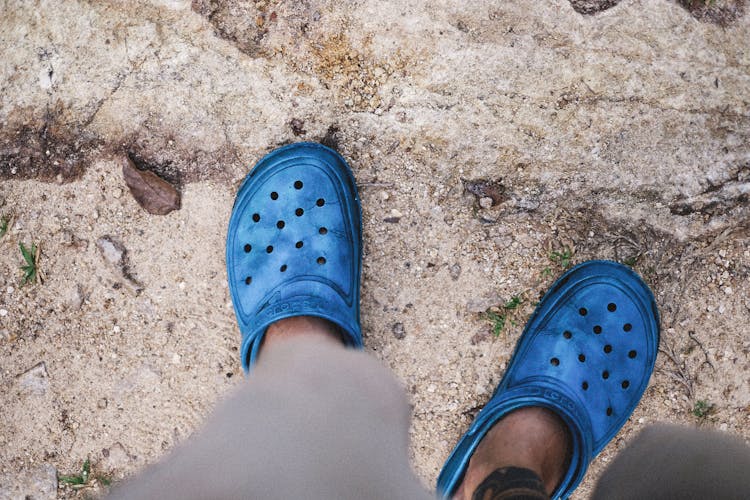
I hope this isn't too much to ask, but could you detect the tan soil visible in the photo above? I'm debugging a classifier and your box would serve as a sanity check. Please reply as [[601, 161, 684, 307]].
[[1, 0, 748, 498]]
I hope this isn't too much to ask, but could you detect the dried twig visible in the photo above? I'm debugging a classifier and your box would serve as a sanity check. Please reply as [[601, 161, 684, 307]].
[[358, 181, 394, 188], [658, 341, 695, 401], [688, 330, 715, 371]]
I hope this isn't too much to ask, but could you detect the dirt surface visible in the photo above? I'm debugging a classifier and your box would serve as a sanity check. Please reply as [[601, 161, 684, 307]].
[[1, 0, 749, 498]]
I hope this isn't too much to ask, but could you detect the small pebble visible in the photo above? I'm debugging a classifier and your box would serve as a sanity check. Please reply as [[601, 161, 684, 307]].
[[391, 322, 406, 339], [97, 236, 125, 266], [0, 309, 7, 317], [449, 263, 462, 281], [97, 398, 108, 409], [16, 362, 49, 395], [6, 286, 13, 294], [479, 197, 493, 209], [724, 286, 733, 295], [66, 286, 84, 310]]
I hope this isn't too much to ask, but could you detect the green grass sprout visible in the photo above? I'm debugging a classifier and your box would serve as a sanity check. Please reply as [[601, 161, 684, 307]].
[[59, 459, 112, 489], [504, 295, 522, 310], [19, 242, 39, 285], [692, 400, 714, 419], [482, 296, 524, 337], [483, 311, 506, 337], [59, 459, 90, 486], [0, 215, 9, 238], [550, 247, 573, 269], [623, 255, 639, 267]]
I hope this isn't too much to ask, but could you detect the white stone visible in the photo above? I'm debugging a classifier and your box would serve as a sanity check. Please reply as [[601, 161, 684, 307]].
[[0, 463, 57, 499], [97, 236, 125, 266], [16, 362, 49, 395]]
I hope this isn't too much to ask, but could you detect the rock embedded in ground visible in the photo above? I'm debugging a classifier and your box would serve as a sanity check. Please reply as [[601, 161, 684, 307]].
[[96, 235, 141, 290], [677, 0, 746, 25], [16, 362, 49, 395], [122, 157, 181, 215], [0, 463, 57, 500], [466, 295, 503, 314], [96, 236, 126, 268], [568, 0, 622, 15]]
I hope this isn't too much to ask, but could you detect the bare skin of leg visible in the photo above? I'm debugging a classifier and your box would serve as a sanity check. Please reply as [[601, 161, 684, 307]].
[[261, 316, 343, 351], [454, 407, 571, 499]]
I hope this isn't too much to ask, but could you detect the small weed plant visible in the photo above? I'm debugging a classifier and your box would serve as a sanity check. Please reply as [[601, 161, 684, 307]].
[[549, 247, 573, 269], [504, 296, 522, 310], [59, 459, 111, 489], [483, 295, 524, 336], [692, 400, 714, 419], [623, 256, 639, 267], [59, 459, 91, 486], [0, 215, 9, 238], [19, 242, 40, 285], [484, 311, 506, 337]]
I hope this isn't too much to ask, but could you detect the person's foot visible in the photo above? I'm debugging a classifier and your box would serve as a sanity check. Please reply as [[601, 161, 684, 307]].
[[437, 261, 660, 498], [225, 143, 364, 371], [454, 407, 570, 499]]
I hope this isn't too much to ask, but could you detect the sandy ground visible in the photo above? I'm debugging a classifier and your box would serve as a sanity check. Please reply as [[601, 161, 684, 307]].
[[1, 0, 749, 498]]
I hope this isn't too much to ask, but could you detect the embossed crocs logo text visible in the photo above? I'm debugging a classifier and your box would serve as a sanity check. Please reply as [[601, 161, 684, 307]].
[[525, 386, 581, 416], [269, 299, 324, 316]]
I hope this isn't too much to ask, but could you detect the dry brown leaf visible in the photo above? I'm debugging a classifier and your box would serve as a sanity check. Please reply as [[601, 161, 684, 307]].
[[122, 157, 181, 215]]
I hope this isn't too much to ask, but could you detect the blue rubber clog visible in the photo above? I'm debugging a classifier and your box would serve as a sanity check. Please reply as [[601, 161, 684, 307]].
[[437, 260, 660, 499], [226, 143, 363, 372]]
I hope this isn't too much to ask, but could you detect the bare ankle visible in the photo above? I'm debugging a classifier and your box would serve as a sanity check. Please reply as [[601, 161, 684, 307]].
[[263, 316, 343, 350], [457, 407, 570, 498]]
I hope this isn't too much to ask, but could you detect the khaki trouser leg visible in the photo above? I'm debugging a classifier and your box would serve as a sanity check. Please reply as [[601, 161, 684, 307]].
[[109, 337, 432, 500], [592, 423, 750, 500]]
